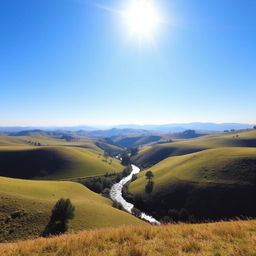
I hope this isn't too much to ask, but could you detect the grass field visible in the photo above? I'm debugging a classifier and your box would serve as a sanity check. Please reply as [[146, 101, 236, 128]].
[[129, 147, 256, 220], [0, 220, 255, 256], [0, 177, 146, 242], [133, 129, 256, 168]]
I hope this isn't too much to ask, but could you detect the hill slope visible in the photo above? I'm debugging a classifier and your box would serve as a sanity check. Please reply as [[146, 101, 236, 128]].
[[0, 177, 145, 242], [133, 129, 256, 168], [0, 220, 255, 256], [129, 147, 256, 220], [0, 146, 123, 179]]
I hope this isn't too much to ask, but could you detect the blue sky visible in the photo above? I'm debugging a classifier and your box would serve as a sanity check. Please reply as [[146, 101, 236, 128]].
[[0, 0, 255, 126]]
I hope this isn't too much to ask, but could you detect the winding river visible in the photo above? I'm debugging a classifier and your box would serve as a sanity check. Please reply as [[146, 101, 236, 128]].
[[110, 164, 160, 225]]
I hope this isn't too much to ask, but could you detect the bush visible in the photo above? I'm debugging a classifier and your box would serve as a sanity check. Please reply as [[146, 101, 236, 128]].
[[112, 201, 124, 210], [161, 216, 171, 223], [132, 207, 142, 218], [43, 198, 75, 237], [131, 174, 138, 182], [102, 188, 110, 198]]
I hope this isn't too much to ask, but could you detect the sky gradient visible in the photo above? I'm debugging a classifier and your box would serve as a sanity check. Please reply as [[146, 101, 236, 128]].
[[0, 0, 255, 126]]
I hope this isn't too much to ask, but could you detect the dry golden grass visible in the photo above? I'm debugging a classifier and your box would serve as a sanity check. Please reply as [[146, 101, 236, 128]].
[[1, 220, 256, 256]]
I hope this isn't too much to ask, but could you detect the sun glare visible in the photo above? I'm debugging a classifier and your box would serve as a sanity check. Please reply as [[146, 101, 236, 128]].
[[123, 0, 161, 41]]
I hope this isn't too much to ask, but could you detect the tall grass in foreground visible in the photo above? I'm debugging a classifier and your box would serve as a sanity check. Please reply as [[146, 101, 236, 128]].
[[1, 220, 256, 256]]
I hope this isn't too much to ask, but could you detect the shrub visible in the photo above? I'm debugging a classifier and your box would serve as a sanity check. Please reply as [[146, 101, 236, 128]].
[[131, 174, 138, 182], [112, 201, 124, 210], [161, 216, 171, 223], [132, 207, 142, 218]]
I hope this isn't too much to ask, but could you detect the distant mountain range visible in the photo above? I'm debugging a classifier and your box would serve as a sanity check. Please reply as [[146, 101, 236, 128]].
[[115, 123, 255, 132], [0, 123, 254, 136]]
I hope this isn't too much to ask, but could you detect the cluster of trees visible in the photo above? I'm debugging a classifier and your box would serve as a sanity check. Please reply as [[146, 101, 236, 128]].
[[121, 153, 131, 166], [145, 171, 154, 194], [129, 147, 139, 157], [26, 140, 42, 146], [43, 198, 75, 237], [224, 129, 236, 133], [112, 200, 124, 210], [77, 166, 133, 197]]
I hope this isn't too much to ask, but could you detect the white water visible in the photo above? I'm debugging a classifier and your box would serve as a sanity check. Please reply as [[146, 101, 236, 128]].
[[110, 164, 160, 225]]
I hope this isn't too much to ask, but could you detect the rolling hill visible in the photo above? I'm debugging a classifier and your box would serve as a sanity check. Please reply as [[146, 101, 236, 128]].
[[0, 220, 255, 255], [133, 129, 256, 168], [0, 134, 125, 179], [128, 147, 256, 220], [0, 177, 145, 242], [0, 146, 123, 179]]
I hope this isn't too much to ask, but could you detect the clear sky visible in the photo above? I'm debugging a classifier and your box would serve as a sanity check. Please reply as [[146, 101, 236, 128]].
[[0, 0, 255, 126]]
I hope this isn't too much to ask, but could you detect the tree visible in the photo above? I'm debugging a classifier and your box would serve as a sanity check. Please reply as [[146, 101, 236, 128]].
[[112, 200, 123, 210], [145, 171, 154, 181], [254, 126, 256, 130], [43, 198, 75, 237], [132, 207, 141, 218]]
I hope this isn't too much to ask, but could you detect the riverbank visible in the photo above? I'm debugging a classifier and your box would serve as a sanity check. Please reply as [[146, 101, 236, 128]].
[[110, 164, 160, 224]]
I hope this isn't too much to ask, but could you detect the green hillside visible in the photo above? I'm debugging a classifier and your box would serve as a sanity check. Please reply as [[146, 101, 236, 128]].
[[133, 129, 256, 168], [0, 177, 145, 242], [0, 146, 123, 179], [128, 147, 256, 220]]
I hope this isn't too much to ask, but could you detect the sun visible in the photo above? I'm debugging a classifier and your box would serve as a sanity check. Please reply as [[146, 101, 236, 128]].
[[123, 0, 161, 41]]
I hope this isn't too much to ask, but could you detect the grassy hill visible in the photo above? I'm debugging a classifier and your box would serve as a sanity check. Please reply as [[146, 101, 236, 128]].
[[0, 220, 255, 255], [109, 134, 164, 148], [0, 146, 123, 179], [128, 147, 256, 220], [0, 177, 145, 242], [133, 129, 256, 168]]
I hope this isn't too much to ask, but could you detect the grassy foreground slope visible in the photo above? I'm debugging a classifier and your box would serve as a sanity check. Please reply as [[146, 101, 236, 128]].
[[134, 130, 256, 168], [0, 177, 145, 242], [0, 146, 123, 179], [129, 147, 256, 219], [1, 220, 255, 256]]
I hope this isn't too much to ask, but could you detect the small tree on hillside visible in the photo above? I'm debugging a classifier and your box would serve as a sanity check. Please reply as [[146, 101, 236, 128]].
[[145, 171, 154, 181], [43, 198, 75, 237]]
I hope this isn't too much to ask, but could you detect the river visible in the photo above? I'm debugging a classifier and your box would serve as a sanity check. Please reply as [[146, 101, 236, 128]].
[[110, 164, 160, 225]]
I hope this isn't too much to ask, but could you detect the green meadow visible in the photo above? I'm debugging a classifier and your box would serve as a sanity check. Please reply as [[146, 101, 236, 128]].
[[0, 176, 145, 242]]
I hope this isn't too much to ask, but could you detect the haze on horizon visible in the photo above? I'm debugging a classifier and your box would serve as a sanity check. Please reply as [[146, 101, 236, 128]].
[[0, 0, 255, 126]]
